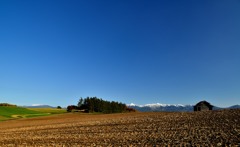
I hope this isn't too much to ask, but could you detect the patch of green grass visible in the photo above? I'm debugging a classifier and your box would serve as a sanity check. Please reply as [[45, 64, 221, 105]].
[[27, 108, 67, 114], [0, 106, 41, 117], [0, 106, 50, 121]]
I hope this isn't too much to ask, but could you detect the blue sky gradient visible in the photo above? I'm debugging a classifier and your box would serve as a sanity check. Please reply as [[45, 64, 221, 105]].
[[1, 0, 240, 107]]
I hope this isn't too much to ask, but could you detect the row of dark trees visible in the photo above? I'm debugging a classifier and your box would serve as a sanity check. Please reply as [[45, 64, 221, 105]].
[[0, 103, 17, 107], [67, 97, 130, 114]]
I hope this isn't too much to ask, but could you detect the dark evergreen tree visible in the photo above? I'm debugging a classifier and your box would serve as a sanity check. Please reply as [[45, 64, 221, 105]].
[[78, 97, 84, 108]]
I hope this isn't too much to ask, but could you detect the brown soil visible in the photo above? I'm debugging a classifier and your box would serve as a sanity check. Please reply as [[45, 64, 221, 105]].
[[0, 109, 239, 146]]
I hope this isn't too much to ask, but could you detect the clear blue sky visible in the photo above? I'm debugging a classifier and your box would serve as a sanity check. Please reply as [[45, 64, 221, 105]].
[[0, 0, 240, 107]]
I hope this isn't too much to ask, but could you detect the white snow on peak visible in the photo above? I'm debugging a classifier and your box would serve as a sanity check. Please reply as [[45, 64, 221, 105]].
[[145, 103, 168, 107], [31, 104, 44, 106], [128, 103, 186, 107], [129, 103, 137, 106], [175, 104, 185, 107]]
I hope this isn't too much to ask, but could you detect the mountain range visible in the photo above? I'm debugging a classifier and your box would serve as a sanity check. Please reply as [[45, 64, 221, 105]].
[[127, 103, 240, 112]]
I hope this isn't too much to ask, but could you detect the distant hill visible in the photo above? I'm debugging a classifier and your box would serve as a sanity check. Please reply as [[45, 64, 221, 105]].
[[128, 103, 240, 112], [22, 105, 55, 108], [212, 105, 240, 110], [228, 105, 240, 109]]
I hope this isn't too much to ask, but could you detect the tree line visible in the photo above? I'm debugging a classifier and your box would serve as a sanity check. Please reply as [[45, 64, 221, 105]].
[[67, 97, 135, 113], [0, 103, 17, 107]]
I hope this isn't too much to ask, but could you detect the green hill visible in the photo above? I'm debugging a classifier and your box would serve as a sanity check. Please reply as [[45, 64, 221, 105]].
[[0, 106, 49, 121]]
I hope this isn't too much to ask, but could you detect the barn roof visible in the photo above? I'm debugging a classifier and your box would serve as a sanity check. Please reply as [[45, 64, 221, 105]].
[[195, 101, 213, 107]]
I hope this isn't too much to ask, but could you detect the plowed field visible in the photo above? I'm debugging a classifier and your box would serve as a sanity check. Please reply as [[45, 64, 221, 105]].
[[0, 109, 240, 146]]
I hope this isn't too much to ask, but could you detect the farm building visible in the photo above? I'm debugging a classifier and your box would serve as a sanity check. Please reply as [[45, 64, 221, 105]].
[[194, 101, 213, 111]]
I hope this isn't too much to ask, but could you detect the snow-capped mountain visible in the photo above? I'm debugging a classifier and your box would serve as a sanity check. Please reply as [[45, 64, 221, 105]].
[[128, 103, 184, 107], [127, 103, 240, 112], [127, 103, 194, 112]]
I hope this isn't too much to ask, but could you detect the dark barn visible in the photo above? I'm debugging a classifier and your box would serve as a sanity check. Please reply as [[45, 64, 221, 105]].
[[194, 101, 213, 111]]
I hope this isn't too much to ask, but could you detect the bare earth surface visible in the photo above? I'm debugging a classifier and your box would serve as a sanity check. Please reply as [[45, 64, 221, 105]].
[[0, 109, 240, 146]]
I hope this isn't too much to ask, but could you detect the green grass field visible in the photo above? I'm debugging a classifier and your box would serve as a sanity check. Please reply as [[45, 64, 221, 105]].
[[27, 108, 67, 114], [0, 107, 66, 121]]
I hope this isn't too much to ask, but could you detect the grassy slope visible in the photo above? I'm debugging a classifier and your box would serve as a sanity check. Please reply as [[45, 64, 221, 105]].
[[27, 108, 66, 114], [0, 106, 52, 121]]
